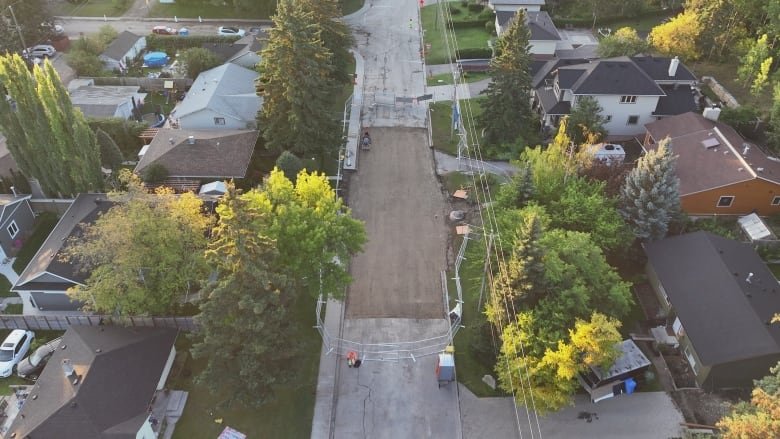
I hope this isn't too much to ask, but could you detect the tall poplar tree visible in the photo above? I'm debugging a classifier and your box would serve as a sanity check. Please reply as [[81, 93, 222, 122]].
[[0, 55, 103, 196], [478, 10, 534, 148], [257, 0, 342, 158], [618, 138, 681, 241]]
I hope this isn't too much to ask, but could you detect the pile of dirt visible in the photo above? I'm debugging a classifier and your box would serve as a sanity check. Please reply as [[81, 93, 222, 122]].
[[671, 388, 737, 428]]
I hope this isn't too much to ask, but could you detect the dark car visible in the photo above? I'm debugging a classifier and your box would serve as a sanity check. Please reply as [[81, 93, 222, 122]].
[[152, 26, 178, 35], [17, 337, 62, 380]]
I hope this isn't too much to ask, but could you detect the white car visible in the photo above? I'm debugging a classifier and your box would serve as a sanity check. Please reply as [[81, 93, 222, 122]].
[[217, 26, 246, 37], [0, 330, 35, 378], [24, 45, 56, 58]]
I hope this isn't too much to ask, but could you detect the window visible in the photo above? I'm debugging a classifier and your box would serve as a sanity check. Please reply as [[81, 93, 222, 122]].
[[213, 117, 226, 125], [683, 346, 699, 375], [772, 196, 780, 206], [627, 115, 639, 125], [620, 95, 637, 104], [717, 196, 734, 207], [605, 115, 612, 122], [14, 335, 26, 355], [7, 221, 18, 238]]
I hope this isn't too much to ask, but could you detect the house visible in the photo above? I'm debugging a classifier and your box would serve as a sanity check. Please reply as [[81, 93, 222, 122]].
[[578, 339, 651, 402], [0, 193, 35, 261], [70, 84, 147, 119], [488, 0, 544, 12], [644, 111, 780, 215], [532, 56, 698, 136], [495, 11, 560, 56], [100, 31, 146, 71], [171, 63, 262, 130], [644, 231, 780, 389], [12, 194, 114, 314], [3, 325, 178, 439], [135, 129, 259, 185], [202, 34, 264, 69]]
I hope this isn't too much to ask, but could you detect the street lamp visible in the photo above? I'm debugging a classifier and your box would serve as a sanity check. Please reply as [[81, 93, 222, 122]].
[[7, 4, 27, 55]]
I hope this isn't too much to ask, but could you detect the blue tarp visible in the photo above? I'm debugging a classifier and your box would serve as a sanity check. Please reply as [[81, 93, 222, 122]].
[[143, 51, 168, 67]]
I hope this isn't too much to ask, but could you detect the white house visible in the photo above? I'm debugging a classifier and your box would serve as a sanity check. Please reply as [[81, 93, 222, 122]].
[[496, 10, 560, 55], [70, 84, 146, 119], [532, 56, 698, 137], [100, 31, 146, 71], [171, 63, 263, 130], [488, 0, 544, 12]]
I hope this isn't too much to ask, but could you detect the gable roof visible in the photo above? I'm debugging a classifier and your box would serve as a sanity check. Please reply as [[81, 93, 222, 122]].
[[630, 56, 696, 83], [0, 193, 30, 226], [531, 58, 590, 88], [496, 10, 560, 41], [644, 231, 780, 365], [558, 57, 665, 96], [134, 129, 258, 179], [653, 84, 698, 117], [201, 42, 247, 62], [173, 63, 261, 121], [6, 325, 177, 439], [13, 194, 115, 291], [645, 112, 780, 195], [70, 85, 146, 118], [102, 31, 143, 61]]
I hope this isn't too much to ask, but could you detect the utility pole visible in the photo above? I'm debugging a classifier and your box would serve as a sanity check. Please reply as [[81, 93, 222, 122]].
[[7, 5, 27, 55]]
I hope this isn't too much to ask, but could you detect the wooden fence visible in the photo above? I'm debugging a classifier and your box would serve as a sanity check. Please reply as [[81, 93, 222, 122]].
[[0, 315, 198, 331], [81, 77, 194, 92]]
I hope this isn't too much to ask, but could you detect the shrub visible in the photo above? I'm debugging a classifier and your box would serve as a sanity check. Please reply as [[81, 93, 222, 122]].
[[485, 20, 496, 36], [178, 47, 222, 79], [143, 163, 169, 183], [449, 19, 487, 29], [456, 47, 492, 59], [275, 151, 303, 183], [478, 8, 495, 21], [460, 0, 468, 6], [449, 5, 462, 14], [96, 128, 125, 169], [145, 35, 242, 55], [88, 118, 146, 159], [467, 3, 484, 12]]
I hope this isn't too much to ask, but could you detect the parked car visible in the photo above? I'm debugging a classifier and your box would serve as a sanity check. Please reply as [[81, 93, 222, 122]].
[[217, 26, 246, 37], [0, 330, 35, 378], [23, 45, 56, 58], [152, 26, 178, 35], [17, 337, 62, 380]]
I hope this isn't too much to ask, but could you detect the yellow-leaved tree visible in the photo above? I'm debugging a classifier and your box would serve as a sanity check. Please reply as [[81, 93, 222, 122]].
[[648, 11, 702, 61]]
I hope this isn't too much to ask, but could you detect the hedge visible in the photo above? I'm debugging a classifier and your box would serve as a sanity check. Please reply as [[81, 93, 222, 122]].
[[448, 19, 488, 29], [145, 34, 242, 56], [87, 118, 147, 160], [456, 47, 492, 59]]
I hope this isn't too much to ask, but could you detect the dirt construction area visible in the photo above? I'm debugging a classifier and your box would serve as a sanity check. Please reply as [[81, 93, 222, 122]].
[[345, 127, 449, 319]]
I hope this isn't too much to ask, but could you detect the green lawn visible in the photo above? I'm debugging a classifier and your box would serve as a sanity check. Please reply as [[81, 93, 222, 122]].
[[688, 61, 772, 112], [427, 70, 489, 86], [430, 97, 486, 156], [0, 277, 15, 298], [49, 0, 131, 17], [170, 293, 320, 439], [13, 212, 59, 274], [422, 4, 494, 65], [2, 304, 22, 314]]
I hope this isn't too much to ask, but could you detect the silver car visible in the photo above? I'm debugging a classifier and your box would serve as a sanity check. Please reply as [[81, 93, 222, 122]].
[[17, 337, 62, 380], [24, 45, 56, 58]]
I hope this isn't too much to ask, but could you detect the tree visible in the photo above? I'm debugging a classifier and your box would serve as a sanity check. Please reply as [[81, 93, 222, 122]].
[[751, 57, 773, 97], [178, 47, 222, 79], [96, 128, 124, 170], [648, 11, 702, 61], [63, 172, 210, 315], [477, 10, 535, 148], [769, 84, 780, 151], [618, 137, 681, 241], [297, 0, 354, 84], [275, 150, 304, 183], [567, 96, 608, 145], [0, 0, 55, 55], [495, 162, 535, 210], [191, 183, 296, 407], [597, 27, 650, 57], [716, 361, 780, 438], [738, 34, 772, 95], [257, 0, 343, 159], [0, 56, 104, 196], [247, 168, 366, 297]]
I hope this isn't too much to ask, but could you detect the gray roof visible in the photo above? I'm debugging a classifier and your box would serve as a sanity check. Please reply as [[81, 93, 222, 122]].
[[644, 231, 780, 366], [496, 10, 560, 41], [532, 58, 590, 88], [591, 340, 651, 381], [31, 291, 84, 311], [653, 84, 698, 116], [134, 129, 259, 179], [201, 42, 247, 62], [174, 63, 262, 122], [630, 56, 696, 83], [6, 325, 178, 439], [102, 31, 143, 62], [70, 85, 145, 118], [13, 194, 115, 291], [0, 194, 30, 226], [558, 57, 665, 96]]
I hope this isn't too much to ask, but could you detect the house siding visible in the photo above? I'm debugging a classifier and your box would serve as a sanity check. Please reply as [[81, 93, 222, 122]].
[[682, 179, 780, 216], [705, 353, 780, 390], [596, 95, 660, 136], [529, 40, 556, 56], [644, 262, 672, 317], [0, 200, 35, 257], [136, 418, 155, 439], [179, 108, 257, 131], [101, 37, 147, 71]]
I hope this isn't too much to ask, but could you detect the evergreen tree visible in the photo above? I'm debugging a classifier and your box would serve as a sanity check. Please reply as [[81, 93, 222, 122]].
[[298, 0, 354, 84], [597, 27, 650, 58], [257, 0, 341, 159], [567, 96, 608, 146], [495, 162, 535, 210], [478, 10, 534, 148], [275, 151, 303, 183], [96, 128, 124, 170], [0, 55, 103, 196], [618, 138, 681, 241]]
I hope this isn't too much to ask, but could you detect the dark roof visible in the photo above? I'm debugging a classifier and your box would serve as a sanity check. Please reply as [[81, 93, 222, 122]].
[[30, 291, 84, 311], [560, 57, 665, 96], [134, 129, 259, 179], [653, 84, 698, 116], [529, 59, 549, 79], [102, 31, 143, 62], [531, 58, 590, 88], [644, 231, 780, 366], [13, 194, 115, 291], [526, 12, 560, 41], [6, 325, 178, 439], [496, 11, 514, 31], [201, 42, 247, 62], [630, 55, 696, 83], [645, 112, 780, 194]]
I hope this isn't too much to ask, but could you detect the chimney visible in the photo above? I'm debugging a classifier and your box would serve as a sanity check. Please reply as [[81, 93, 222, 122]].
[[746, 272, 754, 283], [62, 359, 80, 385], [668, 56, 679, 77], [743, 144, 750, 156], [187, 135, 195, 145], [10, 186, 17, 197]]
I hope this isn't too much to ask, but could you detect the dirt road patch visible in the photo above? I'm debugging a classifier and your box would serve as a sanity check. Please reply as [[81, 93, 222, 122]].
[[345, 127, 449, 319]]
